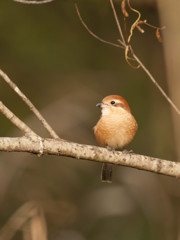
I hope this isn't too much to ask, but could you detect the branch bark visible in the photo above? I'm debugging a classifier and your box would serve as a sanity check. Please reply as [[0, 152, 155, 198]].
[[12, 0, 54, 4], [0, 137, 179, 179]]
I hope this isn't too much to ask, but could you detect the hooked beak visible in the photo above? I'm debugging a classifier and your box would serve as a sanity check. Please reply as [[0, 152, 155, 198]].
[[96, 102, 107, 108], [96, 102, 102, 107]]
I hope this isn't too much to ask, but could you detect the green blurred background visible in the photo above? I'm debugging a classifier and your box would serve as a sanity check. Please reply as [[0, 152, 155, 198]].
[[0, 0, 179, 239]]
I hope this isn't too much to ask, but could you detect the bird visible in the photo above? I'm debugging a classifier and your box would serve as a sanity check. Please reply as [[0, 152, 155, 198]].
[[94, 95, 138, 183]]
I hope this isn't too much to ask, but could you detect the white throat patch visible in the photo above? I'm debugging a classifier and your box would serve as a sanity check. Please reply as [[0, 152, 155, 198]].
[[101, 107, 111, 116]]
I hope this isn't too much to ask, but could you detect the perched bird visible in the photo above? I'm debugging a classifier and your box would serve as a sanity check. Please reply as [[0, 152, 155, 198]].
[[94, 95, 138, 183]]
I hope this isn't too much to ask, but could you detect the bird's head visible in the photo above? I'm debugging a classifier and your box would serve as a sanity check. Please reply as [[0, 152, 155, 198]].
[[96, 95, 131, 116]]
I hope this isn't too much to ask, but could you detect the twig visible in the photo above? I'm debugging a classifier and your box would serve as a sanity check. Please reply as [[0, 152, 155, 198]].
[[75, 1, 180, 116], [132, 53, 180, 115], [0, 69, 60, 139], [126, 0, 141, 43], [75, 3, 124, 49], [109, 0, 126, 46], [0, 137, 180, 179], [109, 0, 180, 115], [12, 0, 54, 4], [0, 101, 37, 137]]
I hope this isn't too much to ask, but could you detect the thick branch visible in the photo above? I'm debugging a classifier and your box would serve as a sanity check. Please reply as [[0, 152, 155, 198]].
[[0, 137, 179, 179]]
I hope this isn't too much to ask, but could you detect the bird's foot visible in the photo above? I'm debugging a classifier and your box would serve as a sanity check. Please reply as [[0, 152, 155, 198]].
[[122, 149, 134, 154], [106, 146, 115, 151]]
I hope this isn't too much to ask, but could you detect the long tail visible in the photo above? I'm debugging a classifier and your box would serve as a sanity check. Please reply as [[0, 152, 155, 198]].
[[101, 163, 113, 183]]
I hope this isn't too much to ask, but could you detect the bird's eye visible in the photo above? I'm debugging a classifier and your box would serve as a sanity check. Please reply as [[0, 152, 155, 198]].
[[111, 101, 115, 105]]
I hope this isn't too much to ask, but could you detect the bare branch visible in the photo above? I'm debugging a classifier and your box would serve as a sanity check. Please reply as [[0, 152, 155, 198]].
[[132, 53, 180, 115], [109, 0, 126, 46], [126, 0, 141, 43], [109, 0, 180, 116], [0, 101, 37, 137], [125, 45, 140, 69], [76, 0, 179, 115], [0, 137, 180, 179], [75, 3, 124, 49], [12, 0, 54, 4], [76, 1, 180, 115], [0, 69, 60, 139]]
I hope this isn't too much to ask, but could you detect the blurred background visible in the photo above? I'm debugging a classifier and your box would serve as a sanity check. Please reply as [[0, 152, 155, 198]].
[[0, 0, 179, 239]]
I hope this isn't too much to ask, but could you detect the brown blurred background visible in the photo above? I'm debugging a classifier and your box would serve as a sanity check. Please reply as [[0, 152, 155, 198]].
[[0, 0, 179, 239]]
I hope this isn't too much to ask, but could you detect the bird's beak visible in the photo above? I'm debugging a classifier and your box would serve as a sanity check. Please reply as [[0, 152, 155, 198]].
[[96, 102, 102, 107], [96, 102, 108, 108]]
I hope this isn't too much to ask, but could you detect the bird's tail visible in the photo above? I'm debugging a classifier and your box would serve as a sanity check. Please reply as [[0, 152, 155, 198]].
[[101, 163, 113, 183]]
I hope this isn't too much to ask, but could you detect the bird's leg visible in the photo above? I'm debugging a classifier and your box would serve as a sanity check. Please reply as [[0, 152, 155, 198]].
[[101, 146, 114, 183], [106, 146, 114, 151]]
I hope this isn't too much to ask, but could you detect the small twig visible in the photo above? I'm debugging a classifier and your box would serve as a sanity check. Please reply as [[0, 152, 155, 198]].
[[126, 0, 141, 43], [110, 0, 180, 115], [109, 0, 126, 46], [142, 21, 166, 31], [0, 101, 37, 137], [125, 46, 140, 69], [12, 0, 54, 4], [0, 69, 60, 139], [132, 53, 180, 115], [76, 0, 180, 116], [75, 3, 124, 49]]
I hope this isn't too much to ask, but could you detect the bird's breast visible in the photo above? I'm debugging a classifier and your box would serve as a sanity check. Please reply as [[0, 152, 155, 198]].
[[94, 112, 137, 149]]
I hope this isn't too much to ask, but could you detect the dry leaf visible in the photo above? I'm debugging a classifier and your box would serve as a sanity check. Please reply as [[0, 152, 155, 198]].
[[121, 0, 129, 17], [156, 29, 162, 43]]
